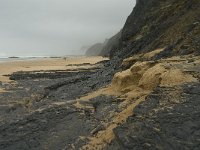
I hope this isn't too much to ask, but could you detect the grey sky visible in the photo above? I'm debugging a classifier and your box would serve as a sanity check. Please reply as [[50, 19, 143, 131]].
[[0, 0, 136, 57]]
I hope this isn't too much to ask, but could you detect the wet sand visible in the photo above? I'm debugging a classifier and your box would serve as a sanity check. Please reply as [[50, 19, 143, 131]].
[[0, 56, 109, 82]]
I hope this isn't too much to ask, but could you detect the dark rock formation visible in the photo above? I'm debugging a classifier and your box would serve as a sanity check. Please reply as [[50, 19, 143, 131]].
[[85, 0, 200, 60], [100, 30, 122, 57], [108, 83, 200, 150], [110, 0, 200, 59], [0, 61, 119, 150]]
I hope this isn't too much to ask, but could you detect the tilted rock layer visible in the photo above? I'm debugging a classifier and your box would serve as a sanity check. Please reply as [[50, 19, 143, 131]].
[[110, 0, 200, 59]]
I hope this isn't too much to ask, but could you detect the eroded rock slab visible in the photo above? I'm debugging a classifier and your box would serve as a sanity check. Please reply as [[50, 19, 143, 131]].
[[109, 83, 200, 150]]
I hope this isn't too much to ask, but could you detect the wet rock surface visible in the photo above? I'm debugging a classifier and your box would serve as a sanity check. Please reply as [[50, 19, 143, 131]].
[[0, 61, 122, 150], [0, 56, 200, 150], [109, 83, 200, 150]]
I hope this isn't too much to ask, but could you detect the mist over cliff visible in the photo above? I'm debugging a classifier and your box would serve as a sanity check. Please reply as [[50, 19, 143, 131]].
[[0, 0, 135, 57]]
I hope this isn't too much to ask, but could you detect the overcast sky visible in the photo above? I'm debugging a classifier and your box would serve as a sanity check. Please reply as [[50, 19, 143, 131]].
[[0, 0, 136, 57]]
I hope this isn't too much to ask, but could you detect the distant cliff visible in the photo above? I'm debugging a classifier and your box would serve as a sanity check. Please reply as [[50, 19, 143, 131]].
[[85, 31, 122, 57], [80, 45, 91, 55], [99, 31, 122, 57], [85, 43, 104, 56]]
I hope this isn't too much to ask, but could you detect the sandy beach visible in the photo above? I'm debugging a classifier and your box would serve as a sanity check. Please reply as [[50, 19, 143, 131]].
[[0, 56, 108, 83]]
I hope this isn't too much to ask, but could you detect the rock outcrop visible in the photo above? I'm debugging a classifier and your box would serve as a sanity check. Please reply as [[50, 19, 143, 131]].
[[99, 31, 122, 57], [110, 82, 200, 150], [82, 0, 200, 149], [82, 54, 200, 150], [111, 0, 200, 59]]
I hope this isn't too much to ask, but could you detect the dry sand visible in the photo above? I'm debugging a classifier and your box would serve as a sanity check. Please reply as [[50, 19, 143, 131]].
[[0, 89, 5, 93], [0, 56, 108, 82]]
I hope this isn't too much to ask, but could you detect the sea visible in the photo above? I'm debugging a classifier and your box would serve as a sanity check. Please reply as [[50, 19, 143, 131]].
[[0, 55, 84, 63], [0, 56, 48, 63]]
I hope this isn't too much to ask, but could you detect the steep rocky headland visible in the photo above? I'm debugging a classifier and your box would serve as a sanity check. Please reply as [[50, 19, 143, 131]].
[[85, 43, 105, 56], [85, 31, 122, 57], [0, 0, 200, 150]]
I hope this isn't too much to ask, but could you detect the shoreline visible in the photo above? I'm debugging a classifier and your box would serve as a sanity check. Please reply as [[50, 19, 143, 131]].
[[0, 56, 109, 83]]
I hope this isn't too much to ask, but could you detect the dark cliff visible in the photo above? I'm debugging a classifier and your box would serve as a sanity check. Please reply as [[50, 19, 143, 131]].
[[102, 1, 200, 149], [99, 31, 122, 57], [110, 0, 200, 59]]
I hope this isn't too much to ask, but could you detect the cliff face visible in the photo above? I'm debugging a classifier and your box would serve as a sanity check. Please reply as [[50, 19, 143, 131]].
[[85, 31, 122, 57], [111, 0, 200, 59], [99, 31, 122, 57], [85, 43, 104, 56]]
